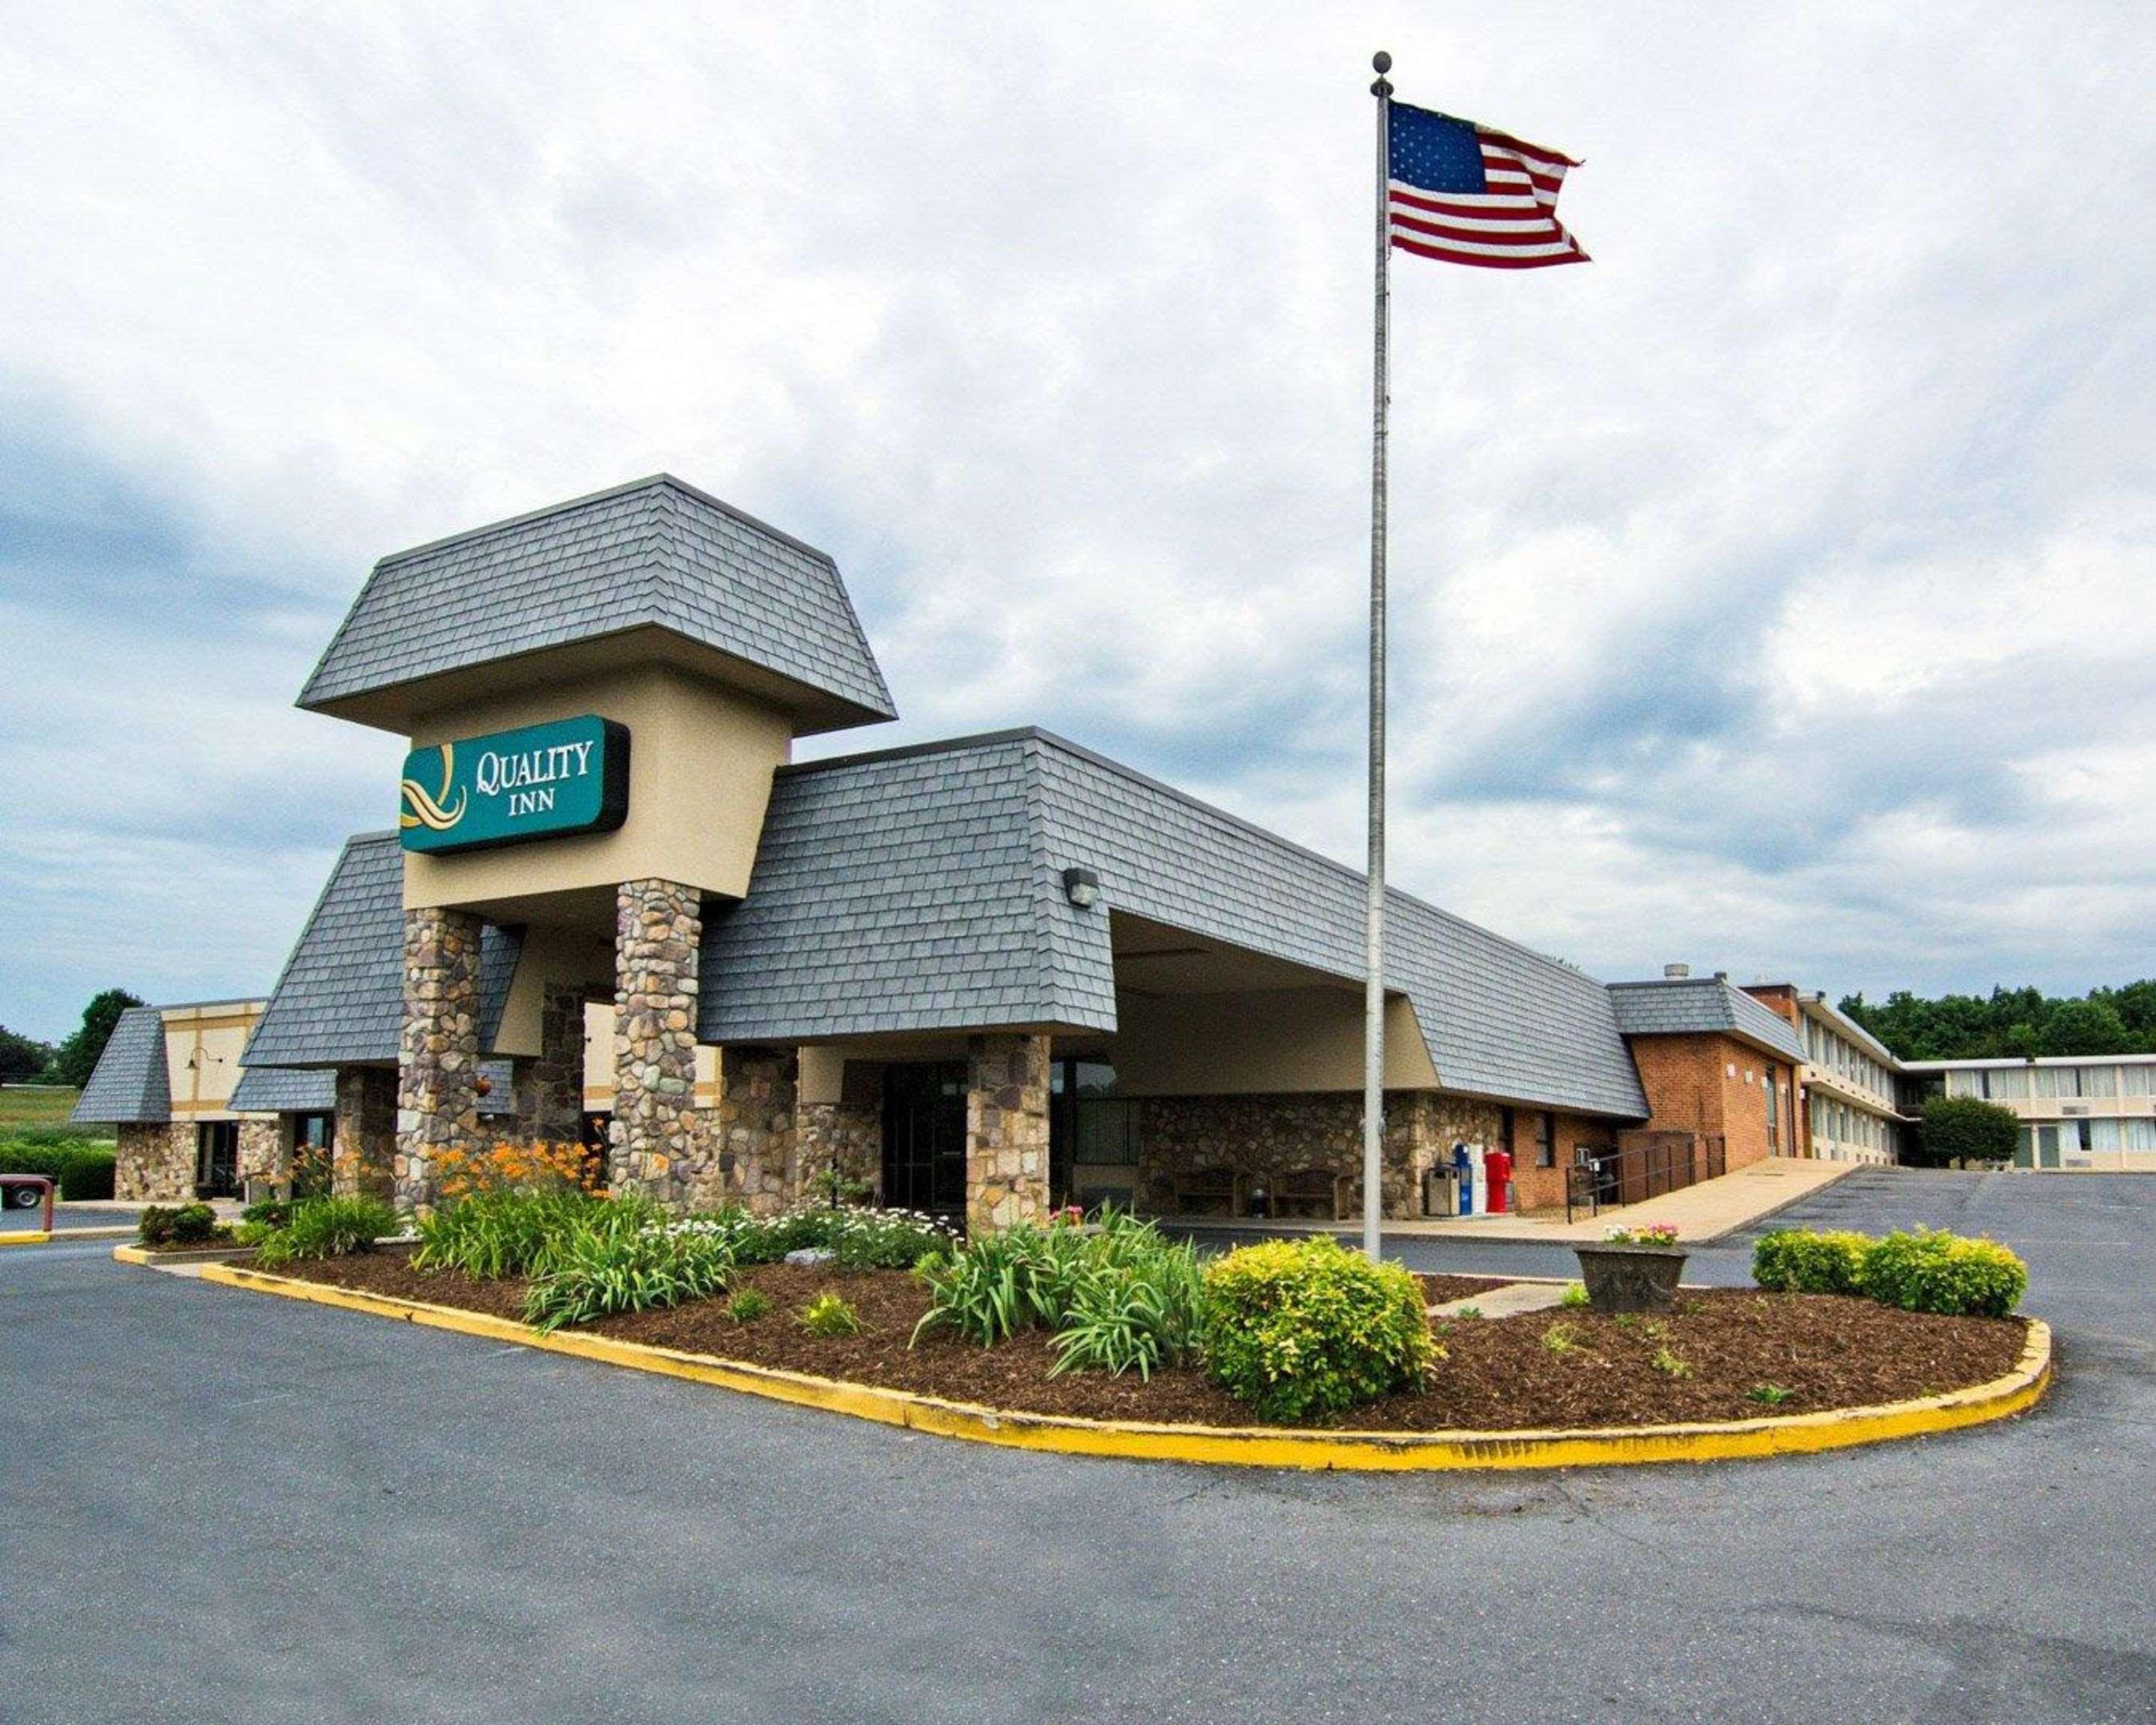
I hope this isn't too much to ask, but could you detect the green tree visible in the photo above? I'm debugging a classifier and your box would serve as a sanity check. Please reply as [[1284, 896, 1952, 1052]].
[[2041, 997, 2133, 1057], [1918, 1096, 2020, 1168], [0, 1025, 52, 1086], [50, 989, 145, 1089]]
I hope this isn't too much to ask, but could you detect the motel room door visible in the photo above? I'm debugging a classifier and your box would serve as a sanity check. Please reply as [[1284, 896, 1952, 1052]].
[[883, 1062, 968, 1220]]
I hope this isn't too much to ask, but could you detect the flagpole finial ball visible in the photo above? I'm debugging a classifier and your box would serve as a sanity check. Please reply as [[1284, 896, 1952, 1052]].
[[1372, 50, 1392, 74]]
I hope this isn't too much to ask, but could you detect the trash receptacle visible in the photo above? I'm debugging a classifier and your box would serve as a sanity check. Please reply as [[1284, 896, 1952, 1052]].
[[1423, 1164, 1460, 1218]]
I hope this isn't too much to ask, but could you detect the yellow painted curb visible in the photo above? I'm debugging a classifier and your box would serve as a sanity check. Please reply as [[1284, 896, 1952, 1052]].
[[0, 1230, 54, 1247], [197, 1262, 2054, 1472], [111, 1244, 153, 1265]]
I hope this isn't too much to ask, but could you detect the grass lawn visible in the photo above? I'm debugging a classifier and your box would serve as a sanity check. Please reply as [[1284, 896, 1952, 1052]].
[[0, 1087, 107, 1140]]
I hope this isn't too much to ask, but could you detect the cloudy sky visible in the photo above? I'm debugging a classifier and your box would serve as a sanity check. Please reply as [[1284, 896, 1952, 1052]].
[[2, 2, 2151, 1041]]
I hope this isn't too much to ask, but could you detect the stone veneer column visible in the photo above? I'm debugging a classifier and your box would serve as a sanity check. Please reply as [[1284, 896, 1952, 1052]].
[[115, 1121, 195, 1203], [519, 982, 588, 1146], [966, 1033, 1051, 1235], [719, 1046, 798, 1214], [609, 878, 706, 1207], [333, 1066, 398, 1200], [236, 1118, 287, 1197], [396, 906, 484, 1212]]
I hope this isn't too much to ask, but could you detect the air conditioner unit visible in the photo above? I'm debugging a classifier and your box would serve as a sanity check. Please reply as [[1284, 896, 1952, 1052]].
[[2062, 1104, 2089, 1117]]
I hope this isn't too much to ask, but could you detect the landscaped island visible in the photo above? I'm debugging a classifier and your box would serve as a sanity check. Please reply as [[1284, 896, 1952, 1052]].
[[211, 1146, 2035, 1437]]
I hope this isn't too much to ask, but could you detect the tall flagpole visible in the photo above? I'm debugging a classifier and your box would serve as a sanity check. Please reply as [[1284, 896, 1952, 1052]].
[[1362, 50, 1393, 1262]]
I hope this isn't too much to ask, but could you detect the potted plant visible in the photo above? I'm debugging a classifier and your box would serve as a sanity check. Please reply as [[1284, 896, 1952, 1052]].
[[1573, 1223, 1687, 1313]]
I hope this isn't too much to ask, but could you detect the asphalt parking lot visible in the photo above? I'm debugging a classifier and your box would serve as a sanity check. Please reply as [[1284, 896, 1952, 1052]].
[[3, 1170, 2151, 1723]]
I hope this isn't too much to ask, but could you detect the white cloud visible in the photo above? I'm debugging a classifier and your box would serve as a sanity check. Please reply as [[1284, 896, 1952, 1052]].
[[1, 0, 2151, 1038]]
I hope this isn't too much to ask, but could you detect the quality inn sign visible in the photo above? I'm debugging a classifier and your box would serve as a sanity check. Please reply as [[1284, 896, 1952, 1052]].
[[399, 714, 630, 854]]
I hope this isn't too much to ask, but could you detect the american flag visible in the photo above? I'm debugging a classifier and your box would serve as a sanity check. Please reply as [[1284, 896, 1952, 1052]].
[[1387, 101, 1588, 270]]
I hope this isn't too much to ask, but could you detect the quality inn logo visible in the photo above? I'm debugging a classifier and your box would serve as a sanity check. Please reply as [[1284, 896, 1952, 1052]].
[[398, 715, 630, 857], [400, 743, 469, 834]]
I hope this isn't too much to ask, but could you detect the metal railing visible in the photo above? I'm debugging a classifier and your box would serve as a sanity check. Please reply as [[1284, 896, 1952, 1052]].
[[1565, 1136, 1727, 1223]]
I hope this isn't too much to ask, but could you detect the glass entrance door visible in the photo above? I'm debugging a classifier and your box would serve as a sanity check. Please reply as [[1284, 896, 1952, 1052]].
[[196, 1122, 240, 1198], [883, 1062, 968, 1220]]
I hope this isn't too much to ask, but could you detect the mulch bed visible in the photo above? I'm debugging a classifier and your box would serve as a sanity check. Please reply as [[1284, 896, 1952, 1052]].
[[259, 1250, 2030, 1432]]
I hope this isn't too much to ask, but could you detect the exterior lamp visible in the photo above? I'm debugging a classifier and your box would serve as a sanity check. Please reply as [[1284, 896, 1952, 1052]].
[[1062, 867, 1100, 910]]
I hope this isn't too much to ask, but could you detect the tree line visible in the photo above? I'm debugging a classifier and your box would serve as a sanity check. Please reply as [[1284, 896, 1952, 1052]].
[[0, 990, 145, 1088], [1839, 982, 2156, 1062]]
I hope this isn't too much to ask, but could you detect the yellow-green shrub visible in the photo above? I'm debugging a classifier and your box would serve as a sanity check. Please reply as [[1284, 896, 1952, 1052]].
[[1200, 1236, 1435, 1423], [1751, 1229, 1872, 1296], [1860, 1229, 2027, 1318]]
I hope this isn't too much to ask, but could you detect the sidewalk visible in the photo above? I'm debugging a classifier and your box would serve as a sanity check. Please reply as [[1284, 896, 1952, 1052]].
[[1173, 1156, 1861, 1247]]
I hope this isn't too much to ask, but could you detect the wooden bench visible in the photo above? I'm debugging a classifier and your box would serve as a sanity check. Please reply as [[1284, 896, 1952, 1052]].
[[1269, 1166, 1349, 1221], [1171, 1164, 1246, 1217]]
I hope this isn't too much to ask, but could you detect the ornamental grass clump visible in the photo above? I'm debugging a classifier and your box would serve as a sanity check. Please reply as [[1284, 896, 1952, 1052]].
[[1199, 1236, 1436, 1424], [911, 1208, 1204, 1379], [255, 1196, 398, 1268], [1859, 1228, 2027, 1318], [1751, 1228, 1872, 1297], [415, 1187, 611, 1280], [522, 1202, 731, 1335]]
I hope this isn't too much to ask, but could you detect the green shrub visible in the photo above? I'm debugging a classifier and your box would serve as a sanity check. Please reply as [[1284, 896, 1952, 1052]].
[[241, 1198, 293, 1231], [0, 1137, 114, 1200], [415, 1188, 610, 1280], [725, 1289, 772, 1324], [139, 1202, 221, 1247], [1916, 1095, 2019, 1167], [1559, 1281, 1589, 1309], [1860, 1229, 2027, 1318], [797, 1292, 863, 1337], [255, 1196, 399, 1268], [1200, 1236, 1436, 1423], [910, 1218, 1097, 1346], [522, 1207, 730, 1334], [1752, 1229, 1872, 1296]]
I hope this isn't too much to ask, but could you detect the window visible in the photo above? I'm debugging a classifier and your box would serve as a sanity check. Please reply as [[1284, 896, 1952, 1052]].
[[1948, 1069, 1982, 1098], [2077, 1065, 2118, 1098], [1535, 1111, 1554, 1169], [2125, 1119, 2156, 1153], [2123, 1065, 2154, 1097], [1988, 1066, 2030, 1100], [1764, 1066, 1780, 1151]]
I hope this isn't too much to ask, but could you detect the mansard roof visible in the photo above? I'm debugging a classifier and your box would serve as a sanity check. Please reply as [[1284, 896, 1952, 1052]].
[[299, 475, 895, 735]]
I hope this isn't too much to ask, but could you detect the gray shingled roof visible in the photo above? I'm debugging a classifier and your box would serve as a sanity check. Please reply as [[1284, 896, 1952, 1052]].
[[299, 476, 895, 732], [701, 730, 1651, 1118], [228, 1065, 338, 1114], [240, 833, 523, 1069], [1608, 976, 1807, 1063], [70, 1006, 171, 1125]]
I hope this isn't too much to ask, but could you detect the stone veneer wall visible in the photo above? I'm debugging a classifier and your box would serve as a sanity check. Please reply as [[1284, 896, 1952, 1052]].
[[115, 1121, 195, 1203], [797, 1101, 883, 1206], [966, 1033, 1050, 1235], [335, 1066, 398, 1200], [609, 878, 712, 1206], [1135, 1090, 1506, 1220], [717, 1045, 797, 1214], [396, 905, 484, 1212], [237, 1118, 285, 1194]]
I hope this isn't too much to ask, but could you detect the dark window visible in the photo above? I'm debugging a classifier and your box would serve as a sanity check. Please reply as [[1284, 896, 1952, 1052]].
[[1536, 1111, 1555, 1169]]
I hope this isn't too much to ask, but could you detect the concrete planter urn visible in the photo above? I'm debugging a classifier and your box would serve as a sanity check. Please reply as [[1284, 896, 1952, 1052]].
[[1574, 1229, 1687, 1313]]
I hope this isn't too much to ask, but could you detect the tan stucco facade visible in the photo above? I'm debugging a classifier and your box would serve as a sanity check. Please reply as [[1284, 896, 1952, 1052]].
[[1107, 988, 1440, 1095], [160, 1000, 264, 1121], [402, 663, 793, 916]]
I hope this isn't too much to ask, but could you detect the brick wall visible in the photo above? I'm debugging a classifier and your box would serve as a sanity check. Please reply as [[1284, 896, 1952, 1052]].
[[1505, 1108, 1622, 1214], [1628, 1032, 1790, 1172]]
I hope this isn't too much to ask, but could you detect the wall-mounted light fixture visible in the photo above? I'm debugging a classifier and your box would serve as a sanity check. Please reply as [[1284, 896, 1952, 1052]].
[[1062, 867, 1100, 910]]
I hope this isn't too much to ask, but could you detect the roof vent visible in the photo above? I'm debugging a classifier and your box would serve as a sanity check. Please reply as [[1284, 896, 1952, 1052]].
[[1663, 963, 1690, 979], [1714, 970, 1729, 982]]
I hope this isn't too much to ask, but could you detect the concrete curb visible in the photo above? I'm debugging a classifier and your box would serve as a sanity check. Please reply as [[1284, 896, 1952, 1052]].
[[198, 1262, 2053, 1473], [113, 1243, 258, 1268]]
